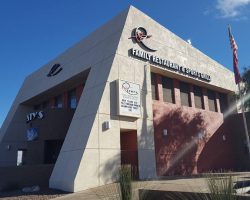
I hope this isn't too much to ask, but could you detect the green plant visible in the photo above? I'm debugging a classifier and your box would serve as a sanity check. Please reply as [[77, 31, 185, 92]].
[[119, 165, 133, 200], [93, 165, 151, 200], [205, 173, 237, 200]]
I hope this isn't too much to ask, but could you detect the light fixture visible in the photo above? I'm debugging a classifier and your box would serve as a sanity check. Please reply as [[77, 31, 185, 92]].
[[222, 135, 226, 141], [6, 144, 11, 151], [104, 121, 111, 130], [163, 129, 168, 136]]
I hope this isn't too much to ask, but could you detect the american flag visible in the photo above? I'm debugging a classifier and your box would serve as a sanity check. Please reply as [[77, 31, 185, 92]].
[[228, 26, 241, 84]]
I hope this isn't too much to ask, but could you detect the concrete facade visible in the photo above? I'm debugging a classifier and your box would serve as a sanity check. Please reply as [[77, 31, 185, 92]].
[[0, 6, 238, 192]]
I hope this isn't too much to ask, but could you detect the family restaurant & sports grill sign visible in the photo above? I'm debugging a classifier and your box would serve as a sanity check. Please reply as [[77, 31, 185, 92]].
[[130, 48, 211, 82]]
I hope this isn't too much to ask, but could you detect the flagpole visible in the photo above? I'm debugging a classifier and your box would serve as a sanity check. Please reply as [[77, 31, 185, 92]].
[[228, 25, 250, 154], [238, 83, 250, 155]]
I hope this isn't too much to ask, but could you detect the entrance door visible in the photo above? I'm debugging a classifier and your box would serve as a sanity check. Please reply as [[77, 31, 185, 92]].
[[120, 130, 139, 179], [44, 140, 64, 164]]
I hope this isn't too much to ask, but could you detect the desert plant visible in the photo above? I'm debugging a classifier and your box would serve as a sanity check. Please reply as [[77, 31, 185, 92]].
[[93, 165, 151, 200], [119, 165, 133, 200], [205, 173, 237, 200]]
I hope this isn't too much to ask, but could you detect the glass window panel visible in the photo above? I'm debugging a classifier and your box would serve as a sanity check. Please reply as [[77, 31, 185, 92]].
[[207, 90, 217, 112], [193, 86, 204, 109], [219, 93, 228, 113], [162, 77, 174, 103], [68, 89, 77, 109], [180, 82, 190, 107]]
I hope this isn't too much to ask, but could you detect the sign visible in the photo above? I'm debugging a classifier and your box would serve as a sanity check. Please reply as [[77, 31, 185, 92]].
[[117, 80, 141, 118], [27, 127, 38, 141], [129, 27, 157, 52], [47, 63, 63, 77], [26, 111, 44, 123], [130, 48, 211, 82]]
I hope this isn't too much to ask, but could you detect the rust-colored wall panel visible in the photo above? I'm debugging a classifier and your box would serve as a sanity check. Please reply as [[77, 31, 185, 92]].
[[152, 100, 239, 176]]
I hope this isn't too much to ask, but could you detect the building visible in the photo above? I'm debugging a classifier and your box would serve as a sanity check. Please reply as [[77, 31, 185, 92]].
[[0, 6, 247, 192]]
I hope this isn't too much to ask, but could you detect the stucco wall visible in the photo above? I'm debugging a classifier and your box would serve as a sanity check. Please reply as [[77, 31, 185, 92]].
[[153, 101, 237, 175]]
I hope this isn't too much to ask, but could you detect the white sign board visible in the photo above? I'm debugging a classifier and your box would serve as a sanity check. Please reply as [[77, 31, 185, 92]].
[[117, 80, 141, 118]]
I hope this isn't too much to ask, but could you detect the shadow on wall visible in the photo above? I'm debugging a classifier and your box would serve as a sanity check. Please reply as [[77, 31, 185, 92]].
[[154, 107, 207, 176], [138, 121, 155, 150], [99, 153, 120, 184], [197, 122, 236, 173], [197, 112, 250, 173]]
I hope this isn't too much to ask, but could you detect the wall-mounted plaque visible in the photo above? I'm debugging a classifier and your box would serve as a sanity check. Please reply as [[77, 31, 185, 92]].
[[117, 80, 141, 118]]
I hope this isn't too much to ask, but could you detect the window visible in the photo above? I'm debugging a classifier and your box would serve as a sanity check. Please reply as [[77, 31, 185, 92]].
[[151, 73, 157, 100], [219, 93, 228, 113], [162, 76, 174, 103], [193, 86, 204, 109], [68, 89, 77, 109], [44, 140, 64, 164], [17, 149, 27, 166], [54, 95, 63, 108], [180, 81, 190, 107], [207, 90, 217, 112]]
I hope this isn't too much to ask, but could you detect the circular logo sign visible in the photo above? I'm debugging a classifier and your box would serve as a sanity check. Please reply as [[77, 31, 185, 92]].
[[129, 27, 157, 52]]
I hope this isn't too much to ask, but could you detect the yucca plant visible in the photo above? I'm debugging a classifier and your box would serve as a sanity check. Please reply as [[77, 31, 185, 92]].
[[93, 165, 150, 200], [205, 173, 238, 200], [119, 165, 133, 200]]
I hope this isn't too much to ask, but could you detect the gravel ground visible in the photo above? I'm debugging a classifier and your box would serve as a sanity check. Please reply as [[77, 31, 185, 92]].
[[0, 188, 68, 200]]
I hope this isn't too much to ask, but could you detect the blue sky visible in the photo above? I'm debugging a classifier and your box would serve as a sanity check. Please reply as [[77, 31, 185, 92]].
[[0, 0, 250, 127]]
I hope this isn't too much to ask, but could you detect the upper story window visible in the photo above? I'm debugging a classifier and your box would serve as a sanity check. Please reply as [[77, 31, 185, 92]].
[[151, 73, 157, 100], [193, 86, 204, 109], [180, 81, 190, 107], [207, 90, 217, 112], [162, 76, 174, 103], [54, 95, 63, 108], [219, 93, 228, 113], [68, 89, 77, 109]]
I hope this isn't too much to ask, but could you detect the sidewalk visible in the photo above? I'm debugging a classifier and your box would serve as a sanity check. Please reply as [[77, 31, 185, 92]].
[[54, 172, 250, 200]]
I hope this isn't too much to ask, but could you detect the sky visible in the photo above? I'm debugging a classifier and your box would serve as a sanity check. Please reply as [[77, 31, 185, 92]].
[[0, 0, 250, 128]]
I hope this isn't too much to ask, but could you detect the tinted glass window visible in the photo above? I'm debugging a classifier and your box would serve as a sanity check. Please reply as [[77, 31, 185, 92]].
[[162, 77, 174, 103], [207, 90, 217, 112], [180, 82, 190, 107], [219, 93, 228, 113], [68, 89, 77, 109], [193, 86, 204, 109]]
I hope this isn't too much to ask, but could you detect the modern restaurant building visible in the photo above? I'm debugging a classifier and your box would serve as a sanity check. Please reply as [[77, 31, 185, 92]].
[[0, 6, 247, 192]]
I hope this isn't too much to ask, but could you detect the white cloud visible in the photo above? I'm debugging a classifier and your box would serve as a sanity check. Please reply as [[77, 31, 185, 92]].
[[216, 0, 250, 18]]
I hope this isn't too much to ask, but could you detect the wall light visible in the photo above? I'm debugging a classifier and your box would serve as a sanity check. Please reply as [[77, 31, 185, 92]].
[[104, 121, 111, 130], [6, 144, 11, 151], [163, 129, 168, 136], [222, 135, 226, 141]]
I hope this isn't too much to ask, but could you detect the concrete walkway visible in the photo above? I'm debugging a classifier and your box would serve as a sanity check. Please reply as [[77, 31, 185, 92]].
[[53, 172, 250, 200]]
